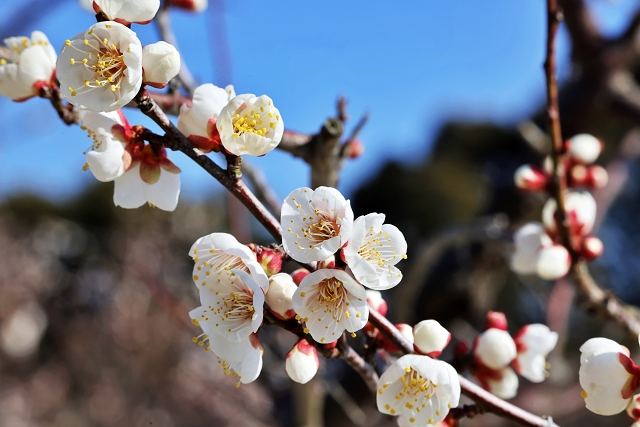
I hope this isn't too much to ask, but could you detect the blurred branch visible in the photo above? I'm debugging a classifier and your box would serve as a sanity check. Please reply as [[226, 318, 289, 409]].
[[241, 162, 281, 215], [545, 0, 640, 339], [395, 215, 509, 321], [156, 1, 197, 94], [38, 87, 77, 125]]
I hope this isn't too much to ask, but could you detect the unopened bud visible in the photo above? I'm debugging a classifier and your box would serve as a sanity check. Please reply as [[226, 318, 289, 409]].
[[285, 339, 319, 384], [265, 273, 297, 320], [569, 164, 608, 189], [627, 394, 640, 421], [142, 41, 181, 88], [581, 236, 603, 261], [486, 311, 508, 331], [168, 0, 207, 12], [345, 139, 364, 159], [514, 164, 547, 191], [566, 134, 603, 164], [317, 254, 335, 269], [256, 247, 283, 276], [536, 244, 571, 280], [366, 290, 388, 316], [474, 328, 517, 370], [291, 268, 310, 285], [413, 319, 451, 357]]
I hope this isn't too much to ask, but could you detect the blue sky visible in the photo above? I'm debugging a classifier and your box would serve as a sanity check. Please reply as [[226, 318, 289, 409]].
[[0, 0, 637, 203]]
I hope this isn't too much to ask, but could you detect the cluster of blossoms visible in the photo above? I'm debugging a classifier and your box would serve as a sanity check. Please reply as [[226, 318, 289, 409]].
[[469, 312, 558, 399], [188, 186, 466, 425], [1, 0, 284, 211], [511, 134, 605, 280]]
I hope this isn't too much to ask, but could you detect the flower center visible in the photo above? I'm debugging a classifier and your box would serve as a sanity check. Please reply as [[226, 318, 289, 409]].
[[304, 212, 340, 246], [318, 277, 346, 303], [65, 27, 128, 97], [222, 290, 255, 322], [231, 102, 279, 138], [357, 229, 403, 267]]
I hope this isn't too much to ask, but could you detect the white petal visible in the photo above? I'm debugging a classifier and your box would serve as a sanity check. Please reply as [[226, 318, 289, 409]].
[[146, 168, 180, 211], [487, 367, 519, 399], [0, 63, 32, 100], [535, 244, 570, 280], [567, 134, 602, 164], [515, 324, 558, 383], [113, 164, 147, 209], [510, 222, 551, 275], [177, 83, 230, 139], [266, 273, 297, 319], [285, 340, 319, 384], [85, 130, 125, 182], [94, 0, 160, 22]]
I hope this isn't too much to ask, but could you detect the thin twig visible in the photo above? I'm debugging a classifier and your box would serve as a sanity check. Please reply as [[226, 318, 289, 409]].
[[368, 309, 559, 427]]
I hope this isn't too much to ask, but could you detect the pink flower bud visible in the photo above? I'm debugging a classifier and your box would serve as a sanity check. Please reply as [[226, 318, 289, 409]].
[[285, 339, 319, 384], [627, 394, 640, 420], [266, 273, 297, 320], [291, 268, 310, 285], [317, 254, 336, 269], [581, 236, 604, 261], [514, 164, 547, 191], [566, 134, 603, 164], [168, 0, 207, 12], [485, 311, 508, 331], [256, 247, 283, 276], [345, 139, 364, 159], [535, 244, 571, 280], [413, 319, 451, 357], [569, 164, 608, 189], [366, 290, 388, 317]]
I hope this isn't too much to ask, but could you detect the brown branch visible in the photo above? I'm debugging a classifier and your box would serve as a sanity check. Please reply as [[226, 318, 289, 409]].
[[38, 87, 77, 125], [336, 336, 379, 392], [545, 0, 640, 339], [367, 309, 559, 427], [134, 90, 282, 241], [557, 0, 602, 62]]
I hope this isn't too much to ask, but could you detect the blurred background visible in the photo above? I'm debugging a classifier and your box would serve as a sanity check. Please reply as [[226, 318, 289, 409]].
[[1, 0, 640, 425]]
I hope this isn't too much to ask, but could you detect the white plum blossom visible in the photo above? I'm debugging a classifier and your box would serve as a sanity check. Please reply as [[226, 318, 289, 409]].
[[113, 153, 181, 211], [93, 0, 160, 24], [485, 367, 519, 399], [57, 21, 143, 112], [190, 271, 264, 342], [413, 320, 451, 357], [342, 213, 407, 290], [542, 190, 597, 236], [0, 31, 56, 101], [513, 324, 558, 382], [281, 186, 354, 263], [79, 110, 130, 182], [189, 232, 269, 295], [265, 273, 297, 320], [511, 222, 552, 275], [535, 244, 571, 280], [292, 269, 367, 344], [474, 328, 517, 370], [141, 41, 180, 88], [579, 337, 639, 416], [285, 339, 319, 384], [566, 134, 602, 164], [217, 93, 284, 156], [177, 83, 234, 152], [377, 354, 460, 426], [190, 305, 263, 384]]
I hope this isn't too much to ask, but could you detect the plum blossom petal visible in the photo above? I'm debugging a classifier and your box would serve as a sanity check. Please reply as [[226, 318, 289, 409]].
[[57, 21, 143, 112], [343, 213, 407, 291], [579, 337, 635, 416], [292, 269, 367, 344], [281, 186, 354, 263], [514, 324, 558, 383], [217, 93, 284, 156], [285, 339, 319, 384], [377, 354, 460, 425], [113, 162, 181, 211], [265, 273, 297, 320], [189, 232, 269, 294], [93, 0, 160, 24], [510, 222, 552, 275], [142, 41, 180, 88], [413, 319, 451, 357], [475, 328, 517, 371]]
